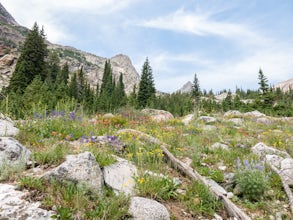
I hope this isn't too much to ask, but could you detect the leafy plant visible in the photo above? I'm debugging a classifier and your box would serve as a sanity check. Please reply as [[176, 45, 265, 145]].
[[234, 158, 268, 202], [135, 173, 180, 201]]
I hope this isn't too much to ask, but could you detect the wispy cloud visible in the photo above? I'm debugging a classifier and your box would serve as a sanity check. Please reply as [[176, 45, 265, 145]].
[[137, 8, 259, 42]]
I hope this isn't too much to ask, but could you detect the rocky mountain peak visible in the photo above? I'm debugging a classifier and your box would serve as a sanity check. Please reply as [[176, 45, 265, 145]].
[[0, 3, 17, 25], [177, 81, 193, 93], [274, 78, 293, 92]]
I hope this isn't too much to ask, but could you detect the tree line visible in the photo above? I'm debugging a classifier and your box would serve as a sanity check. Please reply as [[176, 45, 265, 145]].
[[0, 23, 292, 118]]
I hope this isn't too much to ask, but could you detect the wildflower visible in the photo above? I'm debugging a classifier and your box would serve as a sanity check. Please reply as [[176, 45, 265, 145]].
[[137, 177, 145, 184], [51, 131, 57, 136]]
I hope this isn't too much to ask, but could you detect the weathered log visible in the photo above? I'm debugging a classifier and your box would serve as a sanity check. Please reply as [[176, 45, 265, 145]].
[[269, 164, 293, 213], [117, 129, 251, 220]]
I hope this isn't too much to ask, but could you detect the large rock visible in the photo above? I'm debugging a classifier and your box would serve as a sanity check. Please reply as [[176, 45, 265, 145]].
[[265, 154, 284, 169], [0, 137, 31, 167], [0, 118, 19, 137], [129, 196, 170, 220], [142, 109, 174, 122], [103, 156, 137, 195], [244, 110, 266, 118], [198, 116, 217, 124], [224, 110, 242, 118], [251, 142, 291, 158], [182, 114, 194, 125], [280, 158, 293, 186], [226, 118, 243, 126], [44, 152, 103, 193], [0, 183, 54, 219], [256, 117, 272, 125]]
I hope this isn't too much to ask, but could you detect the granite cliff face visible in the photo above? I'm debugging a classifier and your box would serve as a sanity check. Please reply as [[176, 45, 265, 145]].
[[0, 3, 139, 94], [176, 81, 192, 93], [274, 78, 293, 93]]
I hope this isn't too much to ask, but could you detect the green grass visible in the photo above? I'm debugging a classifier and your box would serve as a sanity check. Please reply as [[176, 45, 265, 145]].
[[2, 108, 291, 219]]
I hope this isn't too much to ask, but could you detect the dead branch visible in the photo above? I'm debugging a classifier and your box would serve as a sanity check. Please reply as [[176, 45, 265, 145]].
[[117, 129, 251, 220]]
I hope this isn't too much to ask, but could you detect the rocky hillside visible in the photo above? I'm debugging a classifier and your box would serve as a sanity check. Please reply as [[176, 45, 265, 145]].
[[0, 3, 140, 94], [176, 81, 193, 93], [274, 78, 293, 93]]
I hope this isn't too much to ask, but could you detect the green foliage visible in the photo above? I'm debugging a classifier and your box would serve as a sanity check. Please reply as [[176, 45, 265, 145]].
[[182, 181, 222, 217], [235, 158, 269, 202], [136, 173, 180, 201], [137, 57, 156, 108], [7, 22, 48, 94], [32, 144, 69, 166], [19, 176, 45, 191]]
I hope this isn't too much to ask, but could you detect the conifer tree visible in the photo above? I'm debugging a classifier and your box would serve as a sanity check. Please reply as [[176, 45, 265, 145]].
[[137, 58, 156, 108], [192, 73, 201, 114], [99, 60, 114, 111], [7, 22, 48, 94]]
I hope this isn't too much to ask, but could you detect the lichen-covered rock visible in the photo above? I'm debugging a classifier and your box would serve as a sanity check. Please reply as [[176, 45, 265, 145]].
[[211, 142, 230, 150], [244, 110, 266, 118], [43, 152, 103, 194], [265, 154, 284, 169], [0, 119, 19, 137], [129, 197, 170, 220], [224, 110, 242, 118], [0, 183, 54, 219], [0, 137, 31, 168], [198, 116, 217, 124], [226, 118, 243, 126], [280, 158, 293, 186], [142, 109, 174, 122], [251, 142, 291, 158], [182, 114, 194, 125], [103, 156, 137, 195]]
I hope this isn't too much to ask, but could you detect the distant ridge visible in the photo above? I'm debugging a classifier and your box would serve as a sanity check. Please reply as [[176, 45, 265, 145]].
[[274, 78, 293, 92], [177, 81, 192, 93]]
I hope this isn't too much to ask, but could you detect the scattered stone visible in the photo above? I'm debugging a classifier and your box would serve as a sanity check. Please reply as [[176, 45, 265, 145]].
[[211, 142, 230, 150], [129, 196, 170, 220], [256, 117, 272, 125], [213, 213, 223, 220], [226, 118, 243, 126], [0, 137, 31, 168], [103, 156, 137, 195], [224, 110, 242, 118], [244, 110, 266, 118], [103, 113, 114, 119], [43, 152, 103, 194], [198, 116, 217, 124], [202, 125, 217, 131], [251, 142, 291, 158], [0, 119, 19, 137], [182, 114, 194, 125], [218, 166, 227, 171], [226, 192, 234, 199], [0, 183, 54, 219], [280, 158, 293, 186], [265, 154, 284, 169], [142, 108, 174, 122]]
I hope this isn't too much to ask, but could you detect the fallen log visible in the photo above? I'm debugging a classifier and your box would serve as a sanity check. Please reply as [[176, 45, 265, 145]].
[[269, 164, 293, 213], [117, 129, 251, 220]]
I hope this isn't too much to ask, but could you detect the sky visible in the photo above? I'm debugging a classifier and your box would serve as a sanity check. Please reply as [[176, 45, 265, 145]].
[[2, 0, 293, 93]]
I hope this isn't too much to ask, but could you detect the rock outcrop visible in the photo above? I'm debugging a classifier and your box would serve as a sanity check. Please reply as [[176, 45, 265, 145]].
[[103, 156, 137, 195], [0, 183, 54, 219], [43, 152, 103, 194], [129, 196, 170, 220], [142, 109, 174, 122], [274, 78, 293, 93]]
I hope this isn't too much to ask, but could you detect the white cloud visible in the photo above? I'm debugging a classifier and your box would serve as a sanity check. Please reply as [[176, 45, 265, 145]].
[[1, 0, 135, 43], [137, 8, 260, 43]]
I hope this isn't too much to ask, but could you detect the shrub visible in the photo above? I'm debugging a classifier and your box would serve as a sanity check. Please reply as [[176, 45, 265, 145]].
[[234, 158, 268, 202]]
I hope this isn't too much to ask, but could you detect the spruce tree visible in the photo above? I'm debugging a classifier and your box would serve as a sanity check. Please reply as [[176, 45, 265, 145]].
[[137, 58, 156, 108], [7, 22, 48, 94], [192, 73, 201, 114], [99, 60, 114, 111]]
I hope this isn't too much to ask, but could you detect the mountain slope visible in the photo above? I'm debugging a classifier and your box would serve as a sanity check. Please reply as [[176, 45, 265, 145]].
[[0, 3, 139, 94], [274, 78, 293, 93]]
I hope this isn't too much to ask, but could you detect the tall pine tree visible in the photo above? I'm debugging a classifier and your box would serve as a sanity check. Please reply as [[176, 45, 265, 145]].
[[7, 22, 48, 94], [137, 58, 156, 108]]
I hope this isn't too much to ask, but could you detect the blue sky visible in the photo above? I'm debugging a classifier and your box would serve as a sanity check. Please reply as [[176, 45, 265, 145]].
[[2, 0, 293, 93]]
